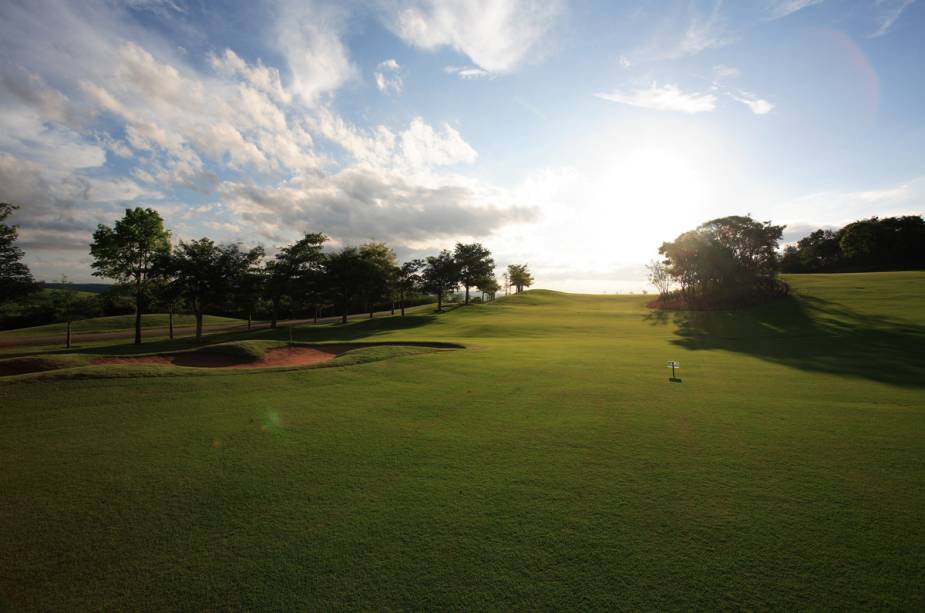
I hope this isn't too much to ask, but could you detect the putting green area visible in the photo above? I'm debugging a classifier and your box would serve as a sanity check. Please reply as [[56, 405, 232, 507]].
[[1, 272, 923, 609]]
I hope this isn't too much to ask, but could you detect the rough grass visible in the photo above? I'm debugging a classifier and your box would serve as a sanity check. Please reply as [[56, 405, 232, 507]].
[[0, 272, 923, 610]]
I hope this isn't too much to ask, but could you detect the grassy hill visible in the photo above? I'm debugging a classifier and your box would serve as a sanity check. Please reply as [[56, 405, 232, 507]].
[[0, 272, 922, 609]]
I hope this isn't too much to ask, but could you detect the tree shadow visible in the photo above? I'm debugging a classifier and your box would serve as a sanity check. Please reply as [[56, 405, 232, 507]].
[[16, 314, 440, 358], [646, 295, 925, 389]]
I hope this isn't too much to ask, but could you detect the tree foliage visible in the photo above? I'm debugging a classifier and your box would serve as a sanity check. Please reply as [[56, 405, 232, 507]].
[[658, 215, 785, 305], [782, 216, 925, 273], [453, 242, 495, 304], [0, 203, 38, 304], [89, 207, 171, 344], [423, 250, 459, 311], [507, 264, 534, 293]]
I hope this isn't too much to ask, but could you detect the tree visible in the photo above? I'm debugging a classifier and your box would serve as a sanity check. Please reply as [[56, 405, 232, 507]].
[[0, 203, 38, 304], [90, 207, 171, 344], [324, 247, 368, 324], [453, 243, 495, 305], [422, 250, 459, 312], [163, 239, 263, 341], [646, 259, 672, 296], [658, 215, 784, 302], [507, 264, 534, 293], [476, 275, 500, 301], [396, 259, 424, 317], [359, 242, 397, 318], [231, 245, 266, 329], [265, 233, 326, 328]]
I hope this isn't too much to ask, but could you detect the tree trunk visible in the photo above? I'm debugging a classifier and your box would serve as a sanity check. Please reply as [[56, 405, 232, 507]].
[[195, 311, 203, 341], [465, 284, 470, 304], [400, 288, 406, 317], [247, 310, 252, 330], [66, 319, 71, 349], [313, 305, 319, 324], [134, 288, 143, 345], [437, 290, 443, 312], [368, 299, 374, 319], [391, 299, 395, 316], [341, 291, 348, 324], [169, 309, 174, 340], [271, 298, 279, 329]]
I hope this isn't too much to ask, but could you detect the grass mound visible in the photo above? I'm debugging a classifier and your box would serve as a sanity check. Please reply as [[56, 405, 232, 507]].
[[0, 354, 91, 376]]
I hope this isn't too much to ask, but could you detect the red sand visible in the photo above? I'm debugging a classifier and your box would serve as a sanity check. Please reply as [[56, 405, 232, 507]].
[[93, 346, 346, 369]]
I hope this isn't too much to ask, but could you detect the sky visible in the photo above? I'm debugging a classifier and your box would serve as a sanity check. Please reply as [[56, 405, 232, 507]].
[[1, 0, 923, 292]]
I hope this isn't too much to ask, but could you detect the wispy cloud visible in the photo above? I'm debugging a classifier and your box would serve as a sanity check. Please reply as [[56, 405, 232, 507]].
[[765, 0, 824, 20], [595, 83, 717, 114], [443, 65, 491, 79], [868, 0, 916, 37], [386, 0, 563, 74], [374, 58, 403, 95], [728, 90, 774, 114], [630, 1, 732, 62]]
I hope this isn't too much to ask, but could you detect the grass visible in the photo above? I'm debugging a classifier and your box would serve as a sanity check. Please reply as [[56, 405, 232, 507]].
[[0, 313, 243, 338], [0, 272, 923, 610]]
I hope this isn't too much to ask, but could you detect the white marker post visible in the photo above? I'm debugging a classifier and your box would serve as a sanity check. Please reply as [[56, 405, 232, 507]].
[[666, 360, 680, 380]]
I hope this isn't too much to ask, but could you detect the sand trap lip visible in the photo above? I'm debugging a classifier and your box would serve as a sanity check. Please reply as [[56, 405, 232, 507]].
[[87, 342, 462, 371], [93, 345, 347, 369]]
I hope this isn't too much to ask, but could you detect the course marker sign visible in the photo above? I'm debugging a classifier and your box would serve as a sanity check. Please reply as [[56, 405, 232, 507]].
[[666, 360, 679, 379]]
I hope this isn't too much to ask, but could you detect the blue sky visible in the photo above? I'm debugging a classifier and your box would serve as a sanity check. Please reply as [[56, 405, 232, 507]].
[[1, 0, 923, 291]]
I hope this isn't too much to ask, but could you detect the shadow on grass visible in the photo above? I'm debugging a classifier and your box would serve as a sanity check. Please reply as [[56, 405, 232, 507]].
[[27, 313, 442, 358], [645, 294, 925, 389]]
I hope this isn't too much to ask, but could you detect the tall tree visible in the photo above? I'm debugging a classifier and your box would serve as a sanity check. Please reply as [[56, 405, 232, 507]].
[[422, 250, 459, 312], [323, 247, 368, 324], [89, 207, 170, 344], [265, 233, 326, 328], [507, 264, 534, 293], [646, 259, 672, 297], [396, 259, 424, 317], [453, 243, 495, 305], [0, 203, 37, 304], [359, 242, 397, 318]]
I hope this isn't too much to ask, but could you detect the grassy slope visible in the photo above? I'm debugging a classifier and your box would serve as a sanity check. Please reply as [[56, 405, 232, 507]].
[[0, 313, 243, 337], [0, 272, 923, 610]]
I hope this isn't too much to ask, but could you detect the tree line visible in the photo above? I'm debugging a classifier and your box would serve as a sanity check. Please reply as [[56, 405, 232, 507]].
[[781, 215, 925, 273], [0, 206, 536, 342]]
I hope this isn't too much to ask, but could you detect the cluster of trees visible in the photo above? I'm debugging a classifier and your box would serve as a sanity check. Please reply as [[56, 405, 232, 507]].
[[781, 216, 925, 273], [649, 215, 786, 306], [82, 207, 532, 344]]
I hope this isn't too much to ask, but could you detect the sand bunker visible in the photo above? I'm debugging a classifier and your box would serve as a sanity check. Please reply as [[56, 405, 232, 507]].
[[94, 345, 349, 369]]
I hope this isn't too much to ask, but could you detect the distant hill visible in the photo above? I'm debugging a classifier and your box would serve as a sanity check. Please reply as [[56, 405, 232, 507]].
[[43, 282, 113, 294]]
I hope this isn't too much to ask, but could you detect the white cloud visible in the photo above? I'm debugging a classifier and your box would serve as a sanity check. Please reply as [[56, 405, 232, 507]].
[[595, 83, 717, 114], [274, 0, 355, 105], [868, 0, 916, 37], [443, 65, 491, 79], [374, 58, 403, 95], [386, 0, 563, 74], [728, 90, 774, 115], [765, 0, 824, 20]]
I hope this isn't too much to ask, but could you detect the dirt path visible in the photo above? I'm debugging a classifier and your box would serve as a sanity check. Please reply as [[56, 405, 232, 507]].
[[0, 309, 408, 349]]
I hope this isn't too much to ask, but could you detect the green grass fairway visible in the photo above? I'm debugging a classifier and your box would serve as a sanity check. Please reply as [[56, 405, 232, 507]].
[[0, 313, 242, 338], [1, 272, 923, 610]]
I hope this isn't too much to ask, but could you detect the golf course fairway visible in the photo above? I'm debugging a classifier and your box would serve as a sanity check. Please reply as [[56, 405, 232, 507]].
[[1, 272, 923, 610]]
